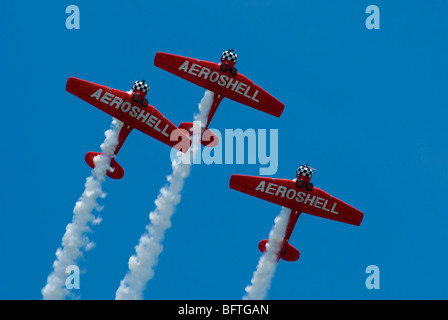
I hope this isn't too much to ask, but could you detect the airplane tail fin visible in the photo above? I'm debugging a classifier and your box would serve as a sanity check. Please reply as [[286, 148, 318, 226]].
[[85, 152, 124, 180], [179, 122, 219, 147], [258, 240, 300, 262]]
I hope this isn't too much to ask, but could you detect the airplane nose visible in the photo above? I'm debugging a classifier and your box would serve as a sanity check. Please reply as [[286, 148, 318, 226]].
[[133, 80, 150, 93], [221, 50, 238, 63], [297, 165, 313, 178]]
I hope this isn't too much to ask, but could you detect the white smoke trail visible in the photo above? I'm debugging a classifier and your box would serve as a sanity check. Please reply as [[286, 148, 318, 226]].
[[42, 119, 122, 300], [115, 90, 214, 300], [243, 207, 292, 300]]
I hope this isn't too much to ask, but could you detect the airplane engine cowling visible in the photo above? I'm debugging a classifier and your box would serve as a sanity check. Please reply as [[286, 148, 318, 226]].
[[132, 80, 149, 94], [296, 165, 313, 178], [221, 49, 238, 63]]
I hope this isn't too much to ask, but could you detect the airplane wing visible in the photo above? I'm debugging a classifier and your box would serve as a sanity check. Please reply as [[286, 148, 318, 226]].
[[229, 174, 364, 226], [66, 77, 191, 152], [303, 187, 364, 226], [230, 174, 299, 208], [154, 52, 285, 117]]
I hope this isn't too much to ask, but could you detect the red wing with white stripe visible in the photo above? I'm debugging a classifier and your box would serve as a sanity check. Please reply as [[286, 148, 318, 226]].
[[229, 174, 363, 226], [66, 77, 190, 152], [154, 52, 284, 117]]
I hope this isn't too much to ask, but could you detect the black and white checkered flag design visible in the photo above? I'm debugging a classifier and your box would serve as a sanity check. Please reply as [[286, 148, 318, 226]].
[[221, 50, 238, 63], [296, 166, 313, 178], [132, 81, 150, 93]]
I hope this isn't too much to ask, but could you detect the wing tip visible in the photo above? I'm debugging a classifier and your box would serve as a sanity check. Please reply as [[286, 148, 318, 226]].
[[229, 174, 247, 189], [229, 174, 238, 188], [355, 211, 364, 226], [66, 76, 79, 93]]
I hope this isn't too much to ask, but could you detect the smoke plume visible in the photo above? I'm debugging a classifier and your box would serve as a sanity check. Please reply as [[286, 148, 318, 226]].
[[42, 119, 122, 299]]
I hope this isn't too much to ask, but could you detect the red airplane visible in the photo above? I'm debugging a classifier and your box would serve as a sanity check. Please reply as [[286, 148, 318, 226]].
[[229, 165, 364, 262], [154, 49, 285, 146], [66, 77, 191, 179]]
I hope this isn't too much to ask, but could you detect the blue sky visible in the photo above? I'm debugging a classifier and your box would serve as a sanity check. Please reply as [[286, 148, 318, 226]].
[[2, 0, 448, 299]]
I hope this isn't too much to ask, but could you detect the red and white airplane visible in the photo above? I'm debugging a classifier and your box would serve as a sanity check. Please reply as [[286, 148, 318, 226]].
[[66, 77, 191, 179], [229, 165, 364, 262], [154, 49, 285, 146]]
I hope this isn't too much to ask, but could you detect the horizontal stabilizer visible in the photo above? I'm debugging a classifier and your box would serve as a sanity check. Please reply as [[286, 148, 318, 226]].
[[85, 152, 124, 179], [179, 122, 219, 147], [258, 239, 300, 262]]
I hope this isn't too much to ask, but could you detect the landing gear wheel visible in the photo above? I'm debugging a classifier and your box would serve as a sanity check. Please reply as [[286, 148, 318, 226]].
[[220, 63, 229, 72], [306, 182, 314, 191], [230, 67, 238, 76], [295, 180, 304, 189], [141, 98, 148, 108], [132, 93, 140, 102]]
